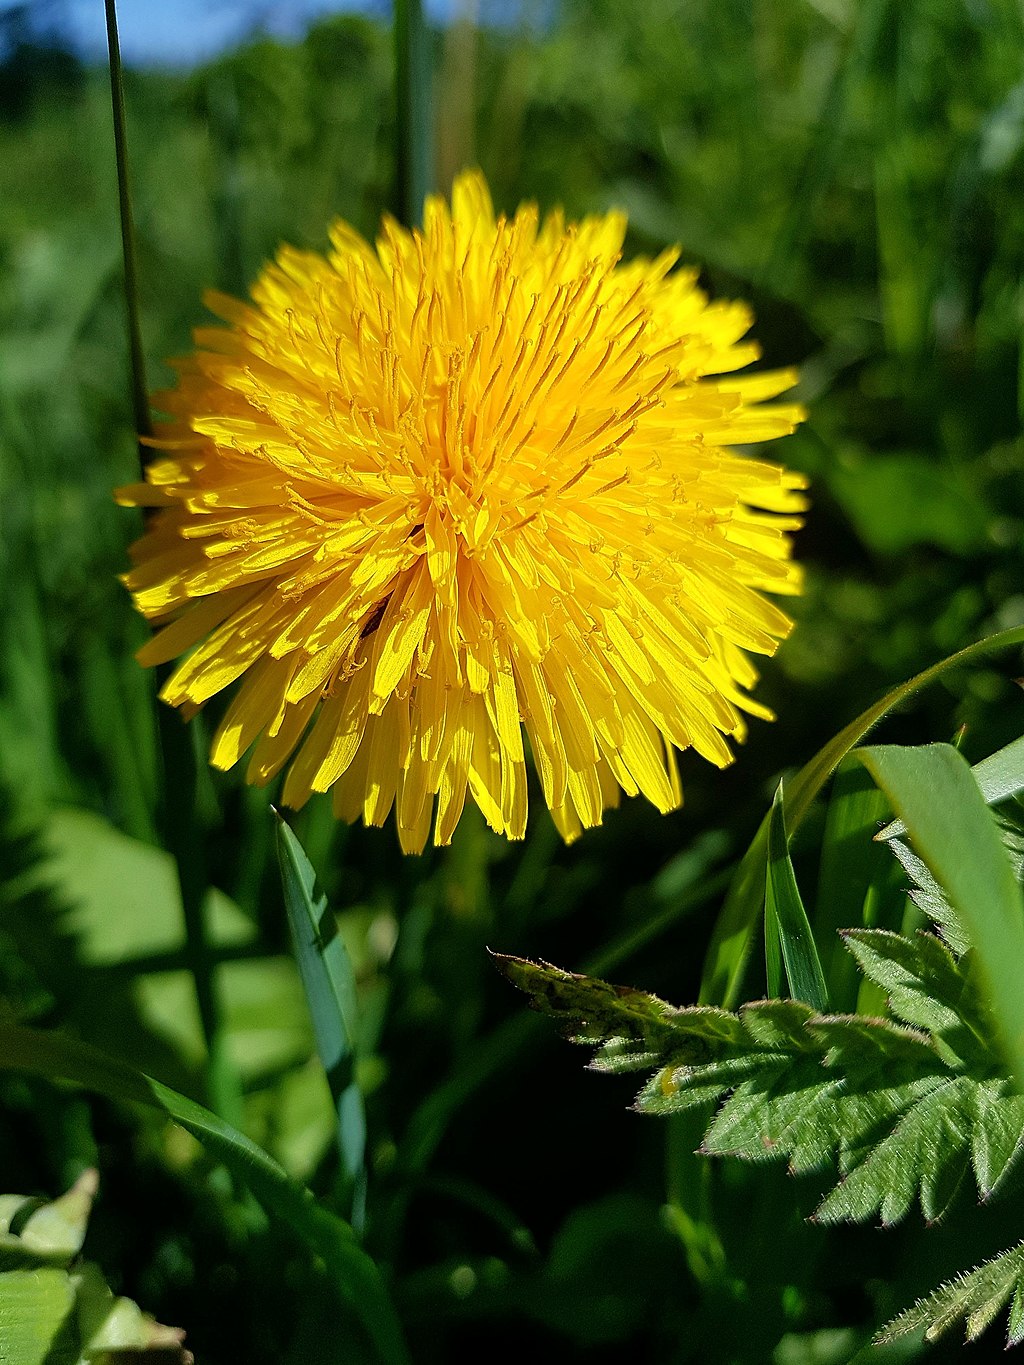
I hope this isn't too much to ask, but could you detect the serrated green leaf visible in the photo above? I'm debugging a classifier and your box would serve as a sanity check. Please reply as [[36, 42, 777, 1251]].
[[972, 1082, 1024, 1198], [859, 744, 1024, 1091], [887, 808, 1024, 957], [699, 1004, 941, 1178], [841, 929, 988, 1063], [966, 1277, 1012, 1341], [877, 1241, 1024, 1346], [888, 838, 970, 954], [765, 783, 829, 1011], [701, 1057, 835, 1169], [739, 998, 821, 1051], [491, 952, 705, 1059], [1008, 1279, 1024, 1345], [505, 928, 1024, 1241], [636, 1055, 767, 1118], [815, 1075, 974, 1225]]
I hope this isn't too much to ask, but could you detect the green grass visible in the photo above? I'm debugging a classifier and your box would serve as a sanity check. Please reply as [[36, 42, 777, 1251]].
[[2, 2, 1024, 1361]]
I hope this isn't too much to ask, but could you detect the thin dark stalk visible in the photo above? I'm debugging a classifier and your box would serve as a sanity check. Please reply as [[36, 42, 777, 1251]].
[[104, 0, 239, 1124], [103, 0, 150, 449], [394, 0, 432, 226]]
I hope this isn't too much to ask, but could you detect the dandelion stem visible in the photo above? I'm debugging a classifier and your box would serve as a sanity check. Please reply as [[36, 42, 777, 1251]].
[[104, 0, 240, 1124], [394, 0, 432, 226]]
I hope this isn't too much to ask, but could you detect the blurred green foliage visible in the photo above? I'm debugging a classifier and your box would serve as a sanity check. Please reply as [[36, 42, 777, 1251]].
[[2, 1, 1024, 1361]]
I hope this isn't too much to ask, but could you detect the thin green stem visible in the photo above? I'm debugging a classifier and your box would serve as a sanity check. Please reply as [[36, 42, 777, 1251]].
[[104, 0, 239, 1124], [394, 0, 432, 226], [103, 0, 150, 449]]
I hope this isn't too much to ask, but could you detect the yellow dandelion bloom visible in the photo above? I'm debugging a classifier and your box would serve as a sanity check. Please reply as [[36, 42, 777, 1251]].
[[119, 170, 806, 853]]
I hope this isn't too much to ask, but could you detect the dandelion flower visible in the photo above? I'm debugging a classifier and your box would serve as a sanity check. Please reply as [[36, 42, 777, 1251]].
[[119, 171, 806, 853]]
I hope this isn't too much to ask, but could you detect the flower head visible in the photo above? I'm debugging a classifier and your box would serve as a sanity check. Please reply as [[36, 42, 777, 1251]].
[[120, 171, 806, 852]]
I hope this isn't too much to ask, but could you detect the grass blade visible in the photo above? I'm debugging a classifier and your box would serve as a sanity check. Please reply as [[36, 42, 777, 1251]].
[[0, 1021, 409, 1364], [814, 757, 906, 1010], [700, 626, 1024, 1008], [785, 629, 1024, 833], [276, 817, 367, 1230], [859, 743, 1024, 1090], [878, 733, 1024, 841], [763, 893, 783, 1000], [765, 783, 828, 1011]]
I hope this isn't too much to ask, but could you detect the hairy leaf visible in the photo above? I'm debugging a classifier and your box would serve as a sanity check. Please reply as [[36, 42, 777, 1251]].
[[841, 929, 989, 1065], [497, 926, 1022, 1227], [877, 1241, 1024, 1347]]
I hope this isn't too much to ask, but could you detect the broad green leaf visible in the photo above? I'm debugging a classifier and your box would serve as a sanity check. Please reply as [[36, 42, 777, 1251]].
[[0, 1267, 76, 1365], [276, 818, 366, 1223], [877, 1240, 1024, 1347], [246, 1059, 339, 1183], [878, 734, 1024, 841], [765, 783, 828, 1011], [72, 1260, 190, 1359], [0, 1021, 409, 1365], [859, 744, 1024, 1090], [829, 451, 988, 555], [46, 808, 253, 965], [134, 957, 313, 1077], [34, 805, 331, 1169], [700, 626, 1024, 1008]]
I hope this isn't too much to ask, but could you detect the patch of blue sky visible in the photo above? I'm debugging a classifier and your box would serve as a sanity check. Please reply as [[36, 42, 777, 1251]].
[[0, 0, 495, 69]]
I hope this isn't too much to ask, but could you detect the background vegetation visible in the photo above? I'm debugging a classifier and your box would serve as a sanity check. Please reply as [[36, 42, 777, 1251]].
[[2, 1, 1024, 1360]]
